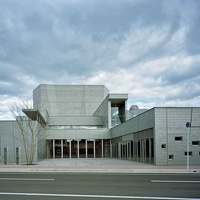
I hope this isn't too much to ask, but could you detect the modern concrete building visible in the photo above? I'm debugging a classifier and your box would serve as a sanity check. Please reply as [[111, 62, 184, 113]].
[[0, 84, 199, 166]]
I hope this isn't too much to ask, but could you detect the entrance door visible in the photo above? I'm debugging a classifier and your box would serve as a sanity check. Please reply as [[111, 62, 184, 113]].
[[87, 141, 94, 158], [55, 140, 61, 158], [79, 140, 86, 158], [71, 141, 78, 158], [63, 140, 69, 158]]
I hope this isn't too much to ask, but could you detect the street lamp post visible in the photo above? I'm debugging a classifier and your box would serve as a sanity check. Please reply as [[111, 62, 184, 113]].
[[186, 122, 191, 171]]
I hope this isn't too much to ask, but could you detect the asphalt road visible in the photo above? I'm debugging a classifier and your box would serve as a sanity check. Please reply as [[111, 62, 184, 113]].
[[0, 173, 199, 200]]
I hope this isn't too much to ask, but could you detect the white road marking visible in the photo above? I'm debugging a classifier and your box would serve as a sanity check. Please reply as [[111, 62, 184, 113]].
[[151, 180, 200, 183], [0, 178, 55, 181], [0, 192, 198, 199]]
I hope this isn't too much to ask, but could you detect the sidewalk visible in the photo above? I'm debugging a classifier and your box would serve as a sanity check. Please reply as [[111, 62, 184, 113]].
[[0, 158, 200, 173]]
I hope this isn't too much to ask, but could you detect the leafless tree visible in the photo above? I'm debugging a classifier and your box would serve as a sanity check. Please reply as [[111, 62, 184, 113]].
[[9, 99, 43, 165]]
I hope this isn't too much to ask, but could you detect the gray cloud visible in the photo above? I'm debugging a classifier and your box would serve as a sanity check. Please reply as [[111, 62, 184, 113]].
[[0, 0, 200, 119]]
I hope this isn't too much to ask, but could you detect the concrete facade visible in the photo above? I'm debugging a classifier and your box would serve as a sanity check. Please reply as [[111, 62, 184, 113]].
[[0, 84, 199, 166], [111, 107, 200, 165], [33, 84, 109, 116]]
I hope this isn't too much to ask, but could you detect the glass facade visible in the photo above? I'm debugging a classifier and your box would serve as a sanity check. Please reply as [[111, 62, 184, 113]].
[[47, 139, 110, 159], [111, 128, 154, 164]]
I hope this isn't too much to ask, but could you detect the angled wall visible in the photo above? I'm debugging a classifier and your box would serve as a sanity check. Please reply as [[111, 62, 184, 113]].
[[33, 84, 109, 116]]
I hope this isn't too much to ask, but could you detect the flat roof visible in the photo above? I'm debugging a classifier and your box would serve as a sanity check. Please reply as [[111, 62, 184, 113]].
[[108, 94, 128, 104]]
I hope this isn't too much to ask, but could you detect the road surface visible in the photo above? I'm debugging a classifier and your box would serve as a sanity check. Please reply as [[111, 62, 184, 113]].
[[0, 173, 199, 199]]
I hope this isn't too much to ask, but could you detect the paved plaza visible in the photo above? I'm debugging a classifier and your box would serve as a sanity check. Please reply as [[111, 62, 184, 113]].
[[0, 158, 200, 173]]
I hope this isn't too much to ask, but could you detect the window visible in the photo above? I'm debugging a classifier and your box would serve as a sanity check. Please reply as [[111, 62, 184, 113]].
[[192, 141, 200, 146], [161, 144, 166, 149], [184, 152, 192, 156], [175, 136, 183, 141], [49, 125, 98, 130], [169, 155, 174, 160]]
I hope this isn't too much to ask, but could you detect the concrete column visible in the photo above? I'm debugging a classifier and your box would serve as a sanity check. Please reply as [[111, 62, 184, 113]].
[[123, 143, 125, 159], [121, 142, 123, 159], [108, 101, 112, 128], [125, 143, 127, 159], [144, 139, 146, 163], [77, 140, 79, 158], [132, 141, 134, 161], [124, 143, 126, 159], [114, 143, 116, 158], [141, 139, 143, 162], [140, 139, 142, 162], [53, 140, 55, 159], [116, 143, 118, 158], [110, 140, 112, 158], [129, 142, 132, 160], [126, 142, 128, 160], [127, 142, 130, 160], [126, 142, 129, 160], [142, 139, 145, 162], [61, 139, 63, 159], [47, 140, 49, 159], [69, 141, 71, 159], [101, 139, 104, 158], [118, 143, 121, 159], [93, 140, 96, 158], [86, 140, 88, 158], [149, 138, 151, 164], [143, 140, 145, 163], [136, 142, 138, 162]]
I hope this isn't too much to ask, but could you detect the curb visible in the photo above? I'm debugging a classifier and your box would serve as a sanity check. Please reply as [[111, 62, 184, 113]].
[[0, 167, 200, 173]]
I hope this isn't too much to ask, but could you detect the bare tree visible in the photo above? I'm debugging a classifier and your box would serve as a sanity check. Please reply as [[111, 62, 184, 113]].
[[10, 99, 43, 165]]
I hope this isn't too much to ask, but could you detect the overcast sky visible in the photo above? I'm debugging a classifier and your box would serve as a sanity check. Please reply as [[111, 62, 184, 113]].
[[0, 0, 200, 119]]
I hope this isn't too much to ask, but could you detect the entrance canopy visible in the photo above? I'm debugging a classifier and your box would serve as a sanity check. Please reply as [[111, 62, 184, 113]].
[[22, 109, 47, 126]]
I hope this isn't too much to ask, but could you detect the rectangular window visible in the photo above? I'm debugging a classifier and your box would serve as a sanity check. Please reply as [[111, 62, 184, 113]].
[[192, 141, 200, 146], [175, 136, 183, 141], [184, 152, 192, 156], [169, 155, 174, 160], [161, 144, 166, 149]]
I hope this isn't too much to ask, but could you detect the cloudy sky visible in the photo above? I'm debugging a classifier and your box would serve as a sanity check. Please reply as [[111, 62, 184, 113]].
[[0, 0, 200, 120]]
